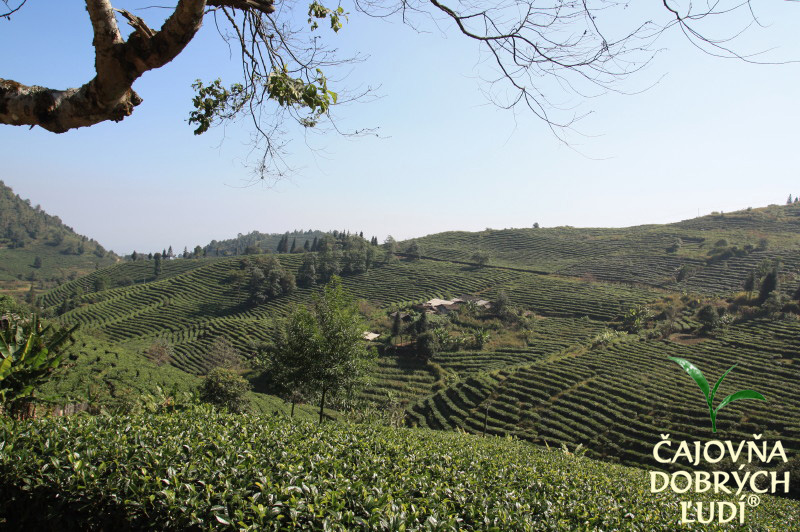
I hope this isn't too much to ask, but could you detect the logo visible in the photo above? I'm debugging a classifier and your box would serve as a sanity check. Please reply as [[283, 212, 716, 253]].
[[650, 358, 789, 525], [667, 357, 765, 433]]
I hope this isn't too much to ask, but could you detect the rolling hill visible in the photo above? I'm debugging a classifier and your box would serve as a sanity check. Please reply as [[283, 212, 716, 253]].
[[34, 203, 800, 479]]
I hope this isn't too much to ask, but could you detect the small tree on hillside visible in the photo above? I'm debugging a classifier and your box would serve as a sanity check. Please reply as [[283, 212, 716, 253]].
[[743, 271, 756, 300], [406, 240, 421, 261], [758, 269, 779, 305], [472, 251, 490, 269], [297, 253, 317, 288], [268, 277, 375, 423], [697, 305, 721, 332], [153, 253, 162, 277], [262, 306, 318, 416], [198, 368, 251, 414], [391, 312, 402, 344]]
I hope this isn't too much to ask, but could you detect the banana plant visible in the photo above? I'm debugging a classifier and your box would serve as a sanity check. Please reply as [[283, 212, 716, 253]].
[[0, 315, 77, 408], [668, 357, 766, 433]]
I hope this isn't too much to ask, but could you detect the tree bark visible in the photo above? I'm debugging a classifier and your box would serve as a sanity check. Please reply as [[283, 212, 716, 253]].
[[0, 0, 274, 132]]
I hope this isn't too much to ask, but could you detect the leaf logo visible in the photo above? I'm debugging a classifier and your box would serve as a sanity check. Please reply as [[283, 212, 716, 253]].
[[668, 357, 766, 433]]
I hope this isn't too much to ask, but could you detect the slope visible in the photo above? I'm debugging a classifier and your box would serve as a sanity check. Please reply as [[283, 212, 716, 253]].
[[0, 180, 118, 298]]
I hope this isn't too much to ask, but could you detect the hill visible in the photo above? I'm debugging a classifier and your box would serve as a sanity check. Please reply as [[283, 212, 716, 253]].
[[35, 204, 800, 476], [202, 229, 376, 256], [407, 204, 800, 295], [0, 181, 118, 299]]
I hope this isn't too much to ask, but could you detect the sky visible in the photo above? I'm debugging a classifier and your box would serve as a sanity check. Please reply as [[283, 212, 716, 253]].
[[1, 1, 799, 254]]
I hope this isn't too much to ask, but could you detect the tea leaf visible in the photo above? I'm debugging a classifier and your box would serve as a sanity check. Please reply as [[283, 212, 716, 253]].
[[715, 389, 766, 413], [709, 364, 736, 405], [667, 357, 709, 403]]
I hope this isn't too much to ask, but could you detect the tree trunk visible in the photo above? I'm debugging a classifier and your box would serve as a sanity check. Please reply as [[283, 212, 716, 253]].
[[0, 0, 274, 132], [290, 400, 295, 418], [318, 387, 326, 424]]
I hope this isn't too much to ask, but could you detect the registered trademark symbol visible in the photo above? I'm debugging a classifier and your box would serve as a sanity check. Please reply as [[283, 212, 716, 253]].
[[747, 494, 761, 507]]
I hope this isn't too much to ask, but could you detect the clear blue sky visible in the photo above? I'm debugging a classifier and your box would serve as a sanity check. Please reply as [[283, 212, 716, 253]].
[[1, 1, 799, 254]]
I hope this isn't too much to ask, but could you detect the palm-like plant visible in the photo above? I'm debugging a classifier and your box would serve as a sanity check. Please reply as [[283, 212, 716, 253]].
[[0, 315, 77, 411]]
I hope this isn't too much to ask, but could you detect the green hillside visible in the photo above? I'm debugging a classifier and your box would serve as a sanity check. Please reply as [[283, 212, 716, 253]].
[[0, 181, 118, 298], [2, 409, 797, 530], [34, 204, 800, 480], [202, 229, 374, 256], [407, 204, 800, 294]]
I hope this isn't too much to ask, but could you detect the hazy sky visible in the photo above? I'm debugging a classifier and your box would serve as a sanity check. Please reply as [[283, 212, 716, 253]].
[[1, 2, 799, 254]]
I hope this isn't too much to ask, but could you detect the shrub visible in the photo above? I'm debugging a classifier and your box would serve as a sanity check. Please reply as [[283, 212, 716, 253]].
[[198, 368, 251, 413]]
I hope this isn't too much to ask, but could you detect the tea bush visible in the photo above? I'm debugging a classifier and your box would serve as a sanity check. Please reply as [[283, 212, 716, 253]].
[[1, 409, 797, 530]]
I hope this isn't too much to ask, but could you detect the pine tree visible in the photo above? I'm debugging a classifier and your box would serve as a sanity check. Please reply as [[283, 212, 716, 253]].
[[154, 253, 162, 277], [311, 236, 319, 252], [303, 239, 310, 251], [298, 253, 317, 287], [789, 194, 794, 205], [290, 238, 297, 253], [167, 246, 173, 258], [131, 251, 138, 262]]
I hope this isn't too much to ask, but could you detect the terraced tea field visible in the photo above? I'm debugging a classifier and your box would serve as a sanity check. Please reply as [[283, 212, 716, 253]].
[[36, 205, 800, 476], [412, 204, 800, 294], [44, 256, 658, 375], [409, 317, 800, 469]]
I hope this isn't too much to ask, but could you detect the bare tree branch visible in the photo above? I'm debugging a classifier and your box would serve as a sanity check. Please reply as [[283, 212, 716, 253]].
[[0, 0, 795, 179]]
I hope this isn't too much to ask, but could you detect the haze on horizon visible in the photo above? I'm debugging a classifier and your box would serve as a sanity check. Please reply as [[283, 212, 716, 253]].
[[1, 2, 798, 254]]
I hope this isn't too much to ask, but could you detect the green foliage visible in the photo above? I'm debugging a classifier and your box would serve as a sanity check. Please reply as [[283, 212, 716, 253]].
[[266, 67, 337, 128], [1, 411, 796, 530], [198, 367, 251, 413], [471, 250, 490, 268], [0, 315, 77, 412], [245, 256, 295, 305], [471, 329, 490, 349], [307, 2, 346, 32], [416, 330, 438, 360], [298, 253, 317, 287], [758, 269, 779, 304], [621, 305, 651, 333], [188, 79, 247, 135], [696, 304, 721, 331], [265, 277, 375, 421]]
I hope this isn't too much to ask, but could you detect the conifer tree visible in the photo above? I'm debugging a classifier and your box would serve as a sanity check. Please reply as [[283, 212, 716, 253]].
[[290, 238, 297, 253]]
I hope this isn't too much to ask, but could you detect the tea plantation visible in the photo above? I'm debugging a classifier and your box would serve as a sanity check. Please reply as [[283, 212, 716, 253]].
[[13, 203, 799, 505], [2, 408, 797, 530]]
